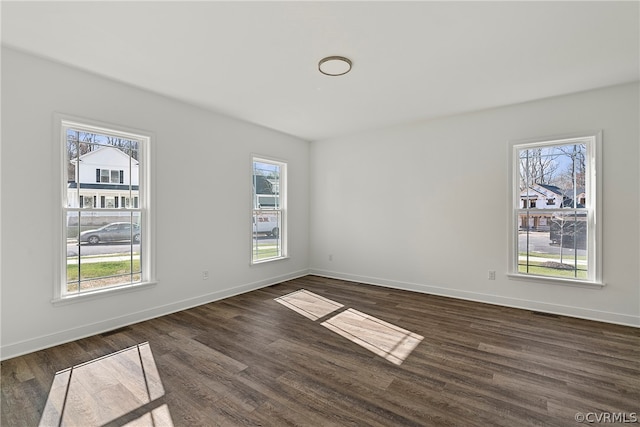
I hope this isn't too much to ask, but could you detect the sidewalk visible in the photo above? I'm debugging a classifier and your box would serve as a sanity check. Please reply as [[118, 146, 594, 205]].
[[67, 255, 139, 264], [521, 255, 587, 266]]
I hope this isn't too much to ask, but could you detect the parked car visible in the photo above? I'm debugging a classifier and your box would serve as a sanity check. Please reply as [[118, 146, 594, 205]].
[[79, 222, 141, 245], [253, 214, 279, 238]]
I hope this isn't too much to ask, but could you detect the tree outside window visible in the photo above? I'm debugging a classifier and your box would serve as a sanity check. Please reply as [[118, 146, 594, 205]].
[[512, 132, 601, 284], [62, 120, 150, 296]]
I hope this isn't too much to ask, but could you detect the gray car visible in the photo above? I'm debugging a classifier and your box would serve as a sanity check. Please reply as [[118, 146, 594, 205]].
[[79, 222, 141, 245]]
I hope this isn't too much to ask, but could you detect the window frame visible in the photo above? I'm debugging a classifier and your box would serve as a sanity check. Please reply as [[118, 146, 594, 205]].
[[251, 155, 287, 265], [53, 115, 156, 304], [508, 131, 603, 287]]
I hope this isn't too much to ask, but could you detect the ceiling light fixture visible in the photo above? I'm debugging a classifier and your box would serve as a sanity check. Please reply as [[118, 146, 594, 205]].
[[318, 56, 352, 76]]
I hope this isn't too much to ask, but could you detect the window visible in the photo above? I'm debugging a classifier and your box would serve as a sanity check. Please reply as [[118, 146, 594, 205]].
[[59, 118, 153, 299], [96, 168, 124, 183], [510, 132, 602, 285], [252, 157, 286, 263]]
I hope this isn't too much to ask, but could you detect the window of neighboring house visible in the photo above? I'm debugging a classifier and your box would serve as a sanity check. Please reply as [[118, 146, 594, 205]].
[[510, 131, 602, 285], [252, 157, 286, 263], [97, 168, 124, 183], [59, 118, 154, 300], [100, 169, 110, 183]]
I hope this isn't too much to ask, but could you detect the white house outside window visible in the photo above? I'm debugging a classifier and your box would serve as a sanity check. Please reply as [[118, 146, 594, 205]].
[[510, 131, 602, 285], [59, 118, 153, 299], [252, 157, 286, 263]]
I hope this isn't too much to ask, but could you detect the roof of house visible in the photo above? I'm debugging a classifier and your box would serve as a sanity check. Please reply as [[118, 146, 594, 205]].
[[521, 183, 586, 208], [70, 145, 139, 166], [537, 184, 564, 195]]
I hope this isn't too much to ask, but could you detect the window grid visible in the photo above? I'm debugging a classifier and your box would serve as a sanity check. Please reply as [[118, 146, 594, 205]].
[[61, 121, 148, 297], [511, 133, 600, 285], [252, 157, 286, 264]]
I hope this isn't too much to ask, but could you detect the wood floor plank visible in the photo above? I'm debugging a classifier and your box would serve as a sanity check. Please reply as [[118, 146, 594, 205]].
[[2, 275, 638, 426]]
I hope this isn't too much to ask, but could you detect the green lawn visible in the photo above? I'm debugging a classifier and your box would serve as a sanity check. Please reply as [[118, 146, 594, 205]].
[[253, 243, 280, 260], [67, 259, 141, 280], [518, 263, 587, 280]]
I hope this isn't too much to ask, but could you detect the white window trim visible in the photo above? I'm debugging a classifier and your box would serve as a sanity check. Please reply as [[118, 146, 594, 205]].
[[508, 130, 603, 287], [251, 155, 288, 265], [53, 114, 156, 303]]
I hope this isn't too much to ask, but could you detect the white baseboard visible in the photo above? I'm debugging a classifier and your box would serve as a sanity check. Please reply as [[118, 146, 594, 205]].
[[0, 269, 309, 361], [308, 269, 640, 328]]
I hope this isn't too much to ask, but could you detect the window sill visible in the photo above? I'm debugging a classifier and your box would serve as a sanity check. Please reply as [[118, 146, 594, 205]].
[[52, 281, 158, 306], [251, 256, 289, 266], [507, 273, 604, 289]]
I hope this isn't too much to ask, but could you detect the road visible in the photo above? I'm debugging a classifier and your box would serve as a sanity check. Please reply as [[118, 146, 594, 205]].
[[519, 231, 586, 257], [67, 234, 278, 257], [67, 242, 140, 257], [67, 233, 572, 259]]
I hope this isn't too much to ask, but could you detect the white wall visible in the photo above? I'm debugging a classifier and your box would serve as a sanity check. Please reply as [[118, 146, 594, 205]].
[[0, 48, 310, 359], [1, 47, 637, 361], [310, 82, 640, 327]]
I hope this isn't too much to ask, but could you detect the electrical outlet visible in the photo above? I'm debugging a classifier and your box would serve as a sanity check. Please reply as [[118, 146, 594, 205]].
[[488, 270, 496, 280], [202, 270, 209, 280]]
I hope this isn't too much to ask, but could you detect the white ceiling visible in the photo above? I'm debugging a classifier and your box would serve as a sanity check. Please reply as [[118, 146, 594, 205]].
[[2, 1, 639, 141]]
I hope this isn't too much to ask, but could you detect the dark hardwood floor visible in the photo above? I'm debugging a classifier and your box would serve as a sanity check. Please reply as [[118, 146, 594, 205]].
[[2, 275, 639, 426]]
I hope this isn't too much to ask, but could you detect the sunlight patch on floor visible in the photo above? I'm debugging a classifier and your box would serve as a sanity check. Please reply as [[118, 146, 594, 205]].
[[322, 308, 424, 365], [39, 342, 173, 427], [275, 289, 343, 320], [275, 289, 423, 365], [122, 403, 173, 427]]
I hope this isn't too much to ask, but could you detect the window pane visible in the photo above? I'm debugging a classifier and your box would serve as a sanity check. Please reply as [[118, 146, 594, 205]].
[[67, 137, 140, 208], [252, 158, 285, 264], [252, 210, 282, 261], [132, 211, 142, 275], [253, 161, 280, 209], [130, 144, 140, 200], [66, 211, 141, 294], [66, 211, 81, 293], [518, 143, 587, 210], [517, 211, 588, 280], [62, 122, 148, 298], [66, 133, 79, 208]]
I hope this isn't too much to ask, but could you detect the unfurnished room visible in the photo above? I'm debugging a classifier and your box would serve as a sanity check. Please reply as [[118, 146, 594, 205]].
[[1, 1, 639, 426]]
